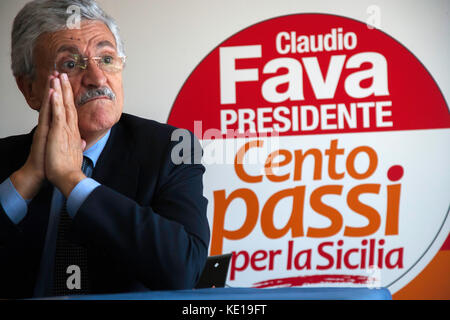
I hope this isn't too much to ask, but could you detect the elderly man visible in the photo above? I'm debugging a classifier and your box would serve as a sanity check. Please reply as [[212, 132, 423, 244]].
[[0, 0, 209, 298]]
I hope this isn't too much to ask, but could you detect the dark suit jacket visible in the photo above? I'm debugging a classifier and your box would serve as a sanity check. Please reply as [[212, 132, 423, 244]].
[[0, 113, 210, 298]]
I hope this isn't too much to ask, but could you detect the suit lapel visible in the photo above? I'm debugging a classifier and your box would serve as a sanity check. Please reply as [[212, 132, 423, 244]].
[[91, 120, 140, 200]]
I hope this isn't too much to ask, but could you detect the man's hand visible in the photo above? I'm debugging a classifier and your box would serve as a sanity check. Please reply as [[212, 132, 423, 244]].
[[45, 73, 86, 198], [10, 74, 56, 200]]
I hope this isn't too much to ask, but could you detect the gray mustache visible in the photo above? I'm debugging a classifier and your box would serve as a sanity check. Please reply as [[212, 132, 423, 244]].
[[77, 87, 116, 106]]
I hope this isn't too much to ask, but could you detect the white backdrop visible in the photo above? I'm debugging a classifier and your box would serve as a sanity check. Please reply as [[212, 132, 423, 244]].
[[0, 0, 448, 137]]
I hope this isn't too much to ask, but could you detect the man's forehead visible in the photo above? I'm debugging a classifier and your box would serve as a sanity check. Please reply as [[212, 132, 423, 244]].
[[57, 40, 116, 54], [36, 20, 117, 56]]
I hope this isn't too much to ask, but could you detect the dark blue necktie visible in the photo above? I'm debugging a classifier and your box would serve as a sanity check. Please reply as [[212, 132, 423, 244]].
[[53, 156, 91, 296]]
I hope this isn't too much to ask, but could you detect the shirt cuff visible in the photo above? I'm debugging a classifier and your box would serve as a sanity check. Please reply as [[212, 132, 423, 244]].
[[0, 177, 31, 225], [66, 177, 101, 218]]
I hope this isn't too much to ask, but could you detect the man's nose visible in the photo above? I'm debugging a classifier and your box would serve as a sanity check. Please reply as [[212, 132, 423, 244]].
[[81, 60, 107, 88]]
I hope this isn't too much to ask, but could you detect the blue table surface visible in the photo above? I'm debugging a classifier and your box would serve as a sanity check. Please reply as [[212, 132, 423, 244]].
[[47, 287, 392, 300]]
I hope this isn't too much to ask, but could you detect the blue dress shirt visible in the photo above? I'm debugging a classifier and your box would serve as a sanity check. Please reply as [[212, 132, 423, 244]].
[[0, 130, 110, 297]]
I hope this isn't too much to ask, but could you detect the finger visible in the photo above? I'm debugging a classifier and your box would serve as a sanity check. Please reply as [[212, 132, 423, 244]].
[[38, 75, 56, 128], [50, 78, 66, 126], [38, 88, 53, 130], [35, 88, 54, 139], [59, 73, 78, 129], [81, 139, 87, 151]]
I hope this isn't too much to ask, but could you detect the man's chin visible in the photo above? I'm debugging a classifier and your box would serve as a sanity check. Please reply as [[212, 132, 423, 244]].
[[78, 107, 120, 137]]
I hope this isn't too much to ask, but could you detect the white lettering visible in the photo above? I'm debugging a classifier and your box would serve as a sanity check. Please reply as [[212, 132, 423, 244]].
[[220, 45, 262, 104], [345, 52, 389, 98], [302, 55, 346, 99], [262, 58, 304, 103]]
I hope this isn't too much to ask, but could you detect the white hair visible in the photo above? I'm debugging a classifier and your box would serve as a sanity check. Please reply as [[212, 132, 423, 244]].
[[11, 0, 125, 78]]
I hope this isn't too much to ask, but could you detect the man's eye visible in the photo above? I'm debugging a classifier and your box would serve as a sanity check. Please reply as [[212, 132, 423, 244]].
[[62, 60, 76, 69], [102, 56, 114, 64]]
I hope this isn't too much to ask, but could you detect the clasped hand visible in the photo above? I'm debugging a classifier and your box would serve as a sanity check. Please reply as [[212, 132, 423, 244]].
[[12, 72, 86, 199]]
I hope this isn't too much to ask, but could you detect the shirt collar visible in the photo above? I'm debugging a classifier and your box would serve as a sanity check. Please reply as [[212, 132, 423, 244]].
[[83, 129, 111, 167]]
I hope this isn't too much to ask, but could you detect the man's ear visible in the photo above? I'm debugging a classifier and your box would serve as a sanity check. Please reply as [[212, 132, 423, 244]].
[[16, 75, 40, 111]]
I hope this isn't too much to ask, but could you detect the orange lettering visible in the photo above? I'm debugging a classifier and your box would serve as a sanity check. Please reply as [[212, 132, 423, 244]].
[[346, 146, 378, 179], [344, 184, 381, 237], [307, 185, 343, 237], [385, 184, 401, 235], [261, 186, 306, 238], [293, 148, 323, 180], [234, 140, 264, 183], [211, 188, 259, 255], [325, 139, 345, 180], [264, 149, 292, 182]]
